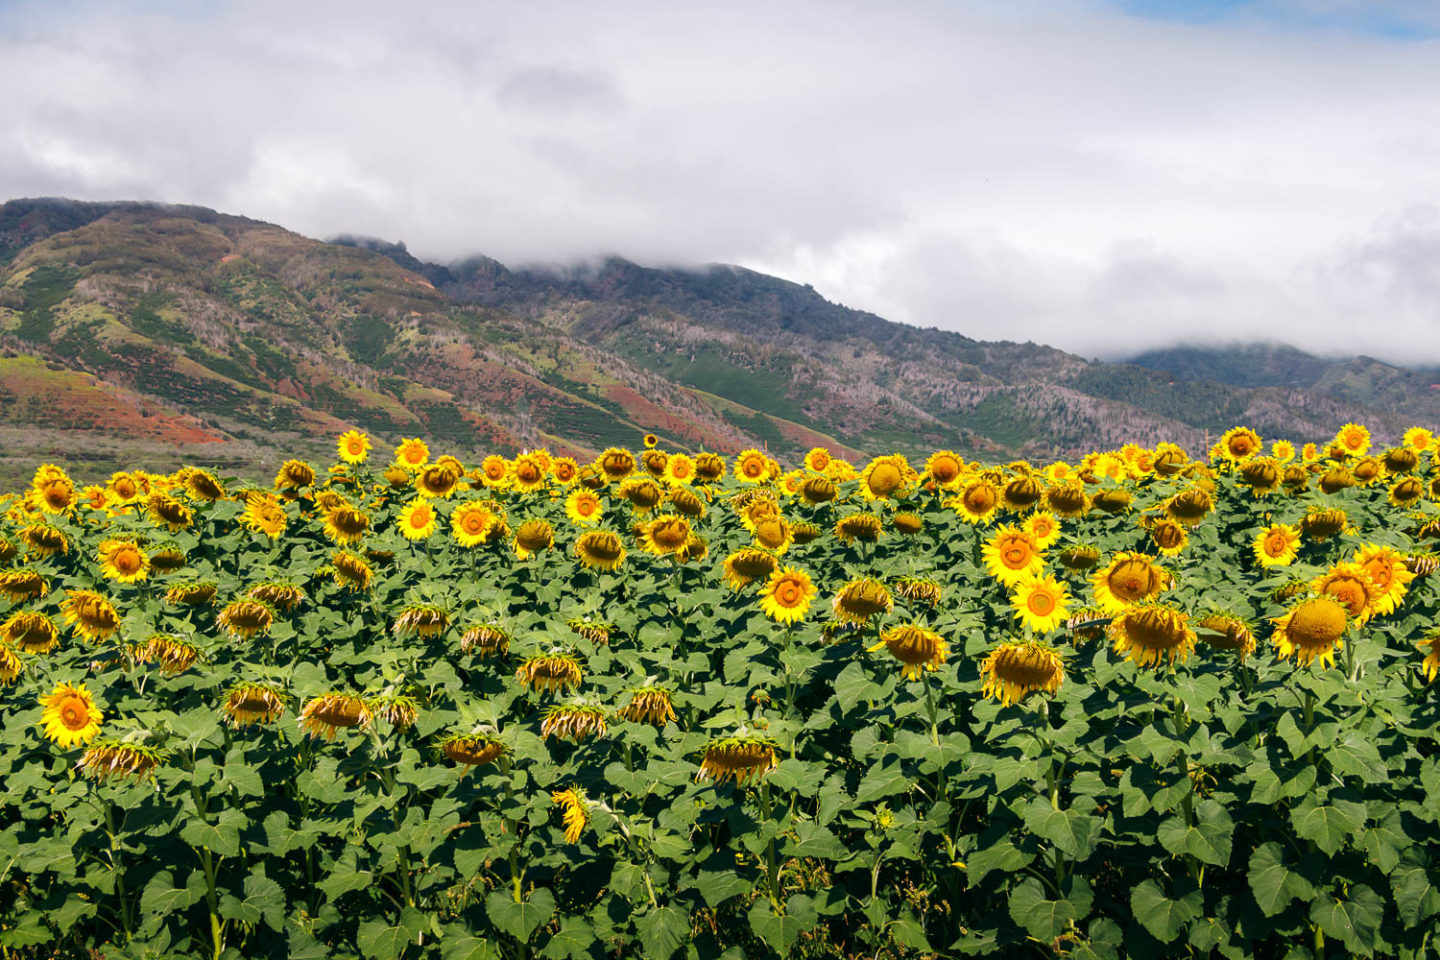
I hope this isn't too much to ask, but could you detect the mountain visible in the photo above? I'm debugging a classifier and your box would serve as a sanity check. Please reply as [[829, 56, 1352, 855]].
[[0, 197, 1436, 486]]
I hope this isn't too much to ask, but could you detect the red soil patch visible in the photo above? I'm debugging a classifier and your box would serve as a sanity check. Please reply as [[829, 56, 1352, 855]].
[[603, 384, 735, 450], [0, 360, 225, 444]]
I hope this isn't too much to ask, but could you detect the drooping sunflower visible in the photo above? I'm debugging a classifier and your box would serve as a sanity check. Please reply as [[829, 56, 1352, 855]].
[[867, 623, 950, 681], [541, 704, 608, 741], [516, 654, 584, 694], [860, 455, 911, 501], [1382, 446, 1419, 474], [834, 512, 884, 543], [2, 611, 59, 654], [1311, 562, 1380, 626], [551, 787, 591, 843], [1301, 507, 1348, 541], [273, 459, 316, 493], [669, 486, 707, 519], [332, 550, 374, 591], [832, 578, 894, 625], [641, 449, 669, 480], [39, 682, 103, 749], [891, 512, 924, 535], [598, 447, 637, 482], [1108, 605, 1196, 668], [1216, 427, 1262, 464], [1271, 596, 1348, 668], [513, 519, 555, 559], [697, 735, 780, 786], [150, 545, 187, 572], [692, 452, 726, 483], [721, 548, 778, 590], [759, 566, 816, 624], [618, 477, 665, 514], [892, 575, 942, 608], [0, 569, 48, 602], [1044, 482, 1089, 519], [460, 623, 511, 657], [799, 475, 838, 506], [21, 523, 68, 557], [567, 616, 613, 645], [1091, 488, 1133, 515], [0, 644, 21, 684], [439, 733, 506, 768], [217, 598, 276, 640], [1146, 518, 1189, 557], [1197, 612, 1257, 660], [619, 687, 676, 726], [394, 603, 449, 637], [165, 580, 217, 606], [1353, 544, 1415, 617], [322, 503, 370, 545], [574, 530, 627, 571], [1090, 552, 1170, 614], [394, 438, 430, 473], [224, 682, 288, 727], [1253, 523, 1301, 567], [299, 693, 373, 739], [147, 634, 201, 674], [1011, 575, 1072, 634], [981, 525, 1045, 587], [77, 740, 165, 782], [1332, 422, 1371, 458], [1001, 475, 1045, 513], [61, 590, 121, 642], [640, 514, 692, 556], [1388, 477, 1425, 508], [398, 498, 437, 541], [980, 640, 1064, 706]]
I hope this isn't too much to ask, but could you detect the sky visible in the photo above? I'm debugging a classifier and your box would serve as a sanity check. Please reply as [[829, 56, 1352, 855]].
[[2, 0, 1439, 363]]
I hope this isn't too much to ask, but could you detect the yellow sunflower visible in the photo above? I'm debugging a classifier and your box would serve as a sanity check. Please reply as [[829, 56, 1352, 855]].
[[452, 502, 498, 547], [337, 429, 372, 464], [1253, 523, 1301, 567], [479, 455, 511, 489], [574, 530, 627, 571], [1271, 596, 1348, 668], [1271, 439, 1296, 463], [551, 787, 591, 843], [510, 454, 548, 493], [641, 514, 691, 556], [394, 438, 430, 473], [61, 590, 121, 642], [513, 519, 555, 559], [867, 623, 950, 681], [1403, 426, 1434, 452], [832, 578, 894, 625], [1108, 605, 1196, 668], [31, 464, 76, 515], [925, 449, 965, 488], [2, 612, 60, 654], [1044, 482, 1090, 519], [980, 640, 1064, 706], [1215, 426, 1262, 464], [240, 494, 286, 540], [1352, 544, 1414, 617], [1148, 518, 1189, 557], [1090, 552, 1170, 614], [439, 734, 506, 769], [721, 548, 778, 590], [759, 566, 816, 624], [516, 654, 584, 694], [222, 682, 287, 727], [733, 449, 771, 484], [1312, 562, 1380, 626], [981, 525, 1045, 587], [398, 498, 437, 541], [39, 682, 103, 749], [1022, 510, 1062, 549], [664, 453, 697, 486], [860, 454, 912, 501], [299, 693, 373, 739], [98, 539, 149, 583], [598, 448, 637, 482], [322, 504, 370, 545], [1332, 422, 1371, 457], [698, 736, 780, 786], [1011, 575, 1072, 634], [1417, 633, 1440, 682]]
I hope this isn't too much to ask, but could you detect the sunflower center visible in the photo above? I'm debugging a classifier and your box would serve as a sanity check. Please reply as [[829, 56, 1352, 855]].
[[462, 513, 487, 533], [776, 580, 803, 607], [743, 458, 764, 478], [114, 549, 142, 574], [1322, 578, 1368, 617], [868, 463, 903, 495], [1027, 591, 1057, 616], [1289, 598, 1348, 646], [1264, 533, 1288, 556], [1000, 541, 1032, 569], [932, 457, 960, 483], [1108, 560, 1155, 600], [409, 508, 432, 528], [965, 486, 997, 512], [59, 697, 88, 730]]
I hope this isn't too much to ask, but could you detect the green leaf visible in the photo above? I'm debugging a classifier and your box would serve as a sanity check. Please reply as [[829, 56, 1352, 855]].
[[1130, 879, 1200, 944], [1291, 799, 1363, 857], [692, 868, 752, 907], [855, 758, 911, 804], [1309, 884, 1383, 955], [220, 871, 285, 931], [636, 905, 688, 959], [1156, 802, 1233, 867], [140, 870, 199, 918], [965, 838, 1034, 887], [1007, 877, 1091, 941], [179, 808, 245, 858], [541, 918, 598, 960], [783, 821, 848, 860], [1247, 842, 1316, 917], [888, 916, 932, 951], [440, 929, 502, 960], [1391, 852, 1440, 927], [1023, 799, 1099, 859], [748, 896, 818, 955], [486, 889, 555, 942], [358, 917, 419, 960]]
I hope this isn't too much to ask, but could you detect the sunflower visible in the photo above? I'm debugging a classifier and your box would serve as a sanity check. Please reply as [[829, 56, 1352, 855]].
[[1108, 605, 1196, 668], [105, 471, 142, 504], [1147, 518, 1189, 557], [641, 514, 692, 556], [39, 682, 103, 749], [273, 459, 316, 493], [1270, 439, 1296, 464], [1019, 511, 1059, 550], [1404, 426, 1434, 451], [321, 504, 370, 545], [1312, 563, 1380, 625], [1001, 475, 1045, 513], [1197, 613, 1257, 660], [335, 429, 371, 464], [619, 687, 676, 726], [892, 512, 924, 535], [150, 545, 187, 572], [1353, 544, 1415, 617], [574, 530, 627, 571], [599, 447, 637, 482], [241, 495, 287, 539], [1011, 575, 1072, 634], [332, 551, 374, 591], [1417, 633, 1440, 682], [567, 616, 613, 645], [513, 519, 555, 559], [1253, 523, 1301, 567], [828, 513, 880, 546], [752, 516, 794, 553], [791, 521, 822, 546], [0, 644, 21, 684], [1382, 447, 1419, 474], [31, 464, 75, 515], [217, 599, 275, 639], [165, 580, 217, 606], [460, 623, 511, 657], [1318, 465, 1357, 495], [697, 736, 780, 786], [804, 447, 833, 473], [1043, 483, 1089, 519], [980, 640, 1064, 706], [619, 477, 665, 513], [300, 693, 373, 739], [1271, 597, 1348, 668], [476, 455, 510, 489], [22, 523, 68, 557], [549, 457, 579, 485], [2, 611, 59, 654], [1090, 552, 1170, 614], [439, 734, 506, 768], [759, 566, 816, 624], [398, 498, 437, 541], [981, 525, 1045, 587], [1388, 477, 1425, 508], [925, 450, 965, 488], [509, 454, 547, 494], [721, 548, 778, 590], [1216, 427, 1262, 464], [61, 590, 121, 642], [1333, 423, 1371, 457], [77, 740, 165, 782], [0, 567, 47, 604], [550, 787, 591, 843], [892, 576, 942, 608], [860, 455, 911, 501], [394, 438, 430, 473], [147, 634, 201, 674], [516, 654, 584, 694], [694, 452, 727, 483], [832, 578, 894, 625], [1351, 457, 1384, 486], [1091, 488, 1132, 514], [449, 502, 496, 547], [541, 704, 608, 741], [867, 623, 950, 681], [394, 603, 449, 637], [800, 475, 838, 505], [729, 449, 767, 484], [669, 486, 707, 519], [641, 449, 669, 479], [1301, 507, 1348, 541]]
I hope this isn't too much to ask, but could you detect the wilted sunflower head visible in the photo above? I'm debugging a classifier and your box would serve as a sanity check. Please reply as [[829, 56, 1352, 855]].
[[541, 703, 608, 741], [1091, 488, 1133, 514], [147, 634, 201, 674], [149, 545, 187, 572], [668, 486, 706, 517], [868, 623, 950, 681], [22, 523, 68, 557], [722, 548, 778, 590], [598, 447, 637, 481], [752, 516, 793, 552], [222, 682, 288, 726], [394, 603, 449, 637], [165, 580, 217, 606], [698, 735, 780, 786], [460, 623, 511, 657], [372, 695, 420, 731], [641, 449, 668, 479], [832, 577, 894, 624], [1148, 518, 1189, 556], [1108, 605, 1196, 668], [77, 739, 165, 782], [1281, 465, 1309, 491], [1389, 477, 1425, 508], [619, 687, 676, 726], [619, 477, 665, 512], [694, 453, 727, 482], [892, 512, 924, 535], [892, 575, 942, 608], [791, 521, 822, 545], [513, 519, 555, 558], [439, 733, 506, 768], [332, 550, 374, 591], [516, 654, 584, 694], [800, 475, 838, 505], [299, 693, 373, 739], [980, 640, 1064, 706], [1301, 507, 1348, 541], [641, 514, 692, 555], [1001, 475, 1044, 511], [61, 590, 121, 642], [1238, 458, 1282, 495], [835, 513, 883, 543], [1091, 552, 1170, 614], [574, 530, 627, 571], [1197, 612, 1257, 659], [3, 611, 59, 654], [1319, 465, 1357, 495], [1382, 446, 1419, 474], [274, 459, 316, 491], [217, 598, 275, 640]]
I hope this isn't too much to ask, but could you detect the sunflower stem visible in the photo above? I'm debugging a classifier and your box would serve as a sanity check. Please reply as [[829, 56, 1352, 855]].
[[759, 780, 781, 910]]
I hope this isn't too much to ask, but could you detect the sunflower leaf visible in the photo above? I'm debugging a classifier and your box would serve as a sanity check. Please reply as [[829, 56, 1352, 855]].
[[1247, 842, 1316, 917], [1130, 879, 1201, 943]]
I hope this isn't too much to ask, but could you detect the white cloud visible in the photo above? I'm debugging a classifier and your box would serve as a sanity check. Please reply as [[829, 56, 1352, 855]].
[[2, 0, 1438, 362]]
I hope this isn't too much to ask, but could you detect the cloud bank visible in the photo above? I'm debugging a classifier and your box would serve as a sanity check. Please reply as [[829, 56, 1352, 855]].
[[2, 0, 1439, 362]]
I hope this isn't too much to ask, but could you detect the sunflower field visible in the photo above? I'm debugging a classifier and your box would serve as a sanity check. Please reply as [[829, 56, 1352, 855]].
[[3, 424, 1440, 959]]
